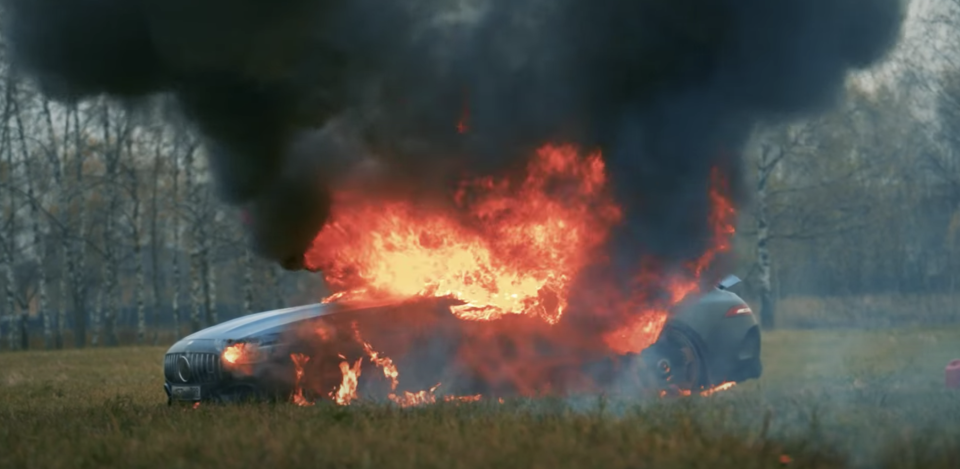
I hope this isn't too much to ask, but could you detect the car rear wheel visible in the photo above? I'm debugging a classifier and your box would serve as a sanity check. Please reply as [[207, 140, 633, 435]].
[[644, 327, 706, 391]]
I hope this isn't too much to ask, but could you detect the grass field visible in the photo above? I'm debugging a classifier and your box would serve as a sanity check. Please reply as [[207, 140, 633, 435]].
[[1, 328, 959, 468]]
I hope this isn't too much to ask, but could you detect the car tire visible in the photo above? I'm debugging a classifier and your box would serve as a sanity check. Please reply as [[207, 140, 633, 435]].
[[645, 326, 707, 391]]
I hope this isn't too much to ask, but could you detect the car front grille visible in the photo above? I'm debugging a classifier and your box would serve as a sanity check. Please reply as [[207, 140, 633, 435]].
[[164, 352, 222, 384]]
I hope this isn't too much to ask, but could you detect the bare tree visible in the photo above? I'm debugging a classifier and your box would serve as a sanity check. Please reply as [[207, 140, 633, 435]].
[[168, 128, 198, 339], [69, 106, 90, 348], [13, 93, 52, 349], [95, 101, 131, 347], [241, 247, 254, 315], [183, 137, 204, 332], [1, 75, 19, 350], [120, 136, 148, 344], [148, 127, 165, 344], [753, 140, 789, 329], [39, 98, 72, 349]]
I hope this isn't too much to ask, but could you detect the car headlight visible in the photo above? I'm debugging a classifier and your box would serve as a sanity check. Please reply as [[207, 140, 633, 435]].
[[220, 341, 264, 367]]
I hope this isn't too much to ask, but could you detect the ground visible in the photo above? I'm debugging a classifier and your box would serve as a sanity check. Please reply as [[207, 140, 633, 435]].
[[1, 328, 959, 469]]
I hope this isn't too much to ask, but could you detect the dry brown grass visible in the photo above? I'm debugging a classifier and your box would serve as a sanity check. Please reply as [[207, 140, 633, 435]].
[[1, 327, 960, 468]]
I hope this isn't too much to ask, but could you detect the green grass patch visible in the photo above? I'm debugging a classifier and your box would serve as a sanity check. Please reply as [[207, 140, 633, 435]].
[[1, 328, 959, 468]]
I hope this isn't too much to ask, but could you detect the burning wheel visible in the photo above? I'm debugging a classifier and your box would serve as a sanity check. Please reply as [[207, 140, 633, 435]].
[[644, 326, 706, 391]]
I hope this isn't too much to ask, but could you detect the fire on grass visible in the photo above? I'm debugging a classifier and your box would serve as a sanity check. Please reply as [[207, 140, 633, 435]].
[[278, 143, 738, 407]]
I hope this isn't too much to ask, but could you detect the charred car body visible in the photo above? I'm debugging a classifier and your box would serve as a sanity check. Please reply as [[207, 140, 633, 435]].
[[163, 275, 761, 404]]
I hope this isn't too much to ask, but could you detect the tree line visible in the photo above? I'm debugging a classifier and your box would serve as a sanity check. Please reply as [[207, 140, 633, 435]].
[[0, 71, 327, 351]]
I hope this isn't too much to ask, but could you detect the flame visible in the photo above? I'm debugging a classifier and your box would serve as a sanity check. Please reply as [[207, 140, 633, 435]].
[[446, 394, 483, 403], [290, 353, 315, 406], [660, 381, 737, 398], [699, 381, 736, 396], [221, 342, 260, 376], [222, 344, 246, 364], [353, 325, 480, 407], [331, 356, 363, 406], [389, 383, 443, 407], [305, 144, 621, 324], [300, 143, 739, 399], [603, 167, 737, 354]]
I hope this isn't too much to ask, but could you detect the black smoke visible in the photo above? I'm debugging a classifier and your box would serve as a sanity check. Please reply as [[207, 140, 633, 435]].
[[0, 0, 905, 270]]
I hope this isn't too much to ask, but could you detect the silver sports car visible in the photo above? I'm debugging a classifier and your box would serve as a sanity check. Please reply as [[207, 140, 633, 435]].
[[163, 275, 761, 404]]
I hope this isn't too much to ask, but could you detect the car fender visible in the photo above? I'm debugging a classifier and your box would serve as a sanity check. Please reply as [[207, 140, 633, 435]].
[[664, 288, 758, 380]]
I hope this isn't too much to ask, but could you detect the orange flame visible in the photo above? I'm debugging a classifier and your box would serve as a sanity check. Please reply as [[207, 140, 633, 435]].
[[222, 343, 246, 364], [331, 355, 363, 406], [353, 325, 481, 407], [290, 353, 315, 406], [660, 381, 737, 398], [222, 342, 260, 376], [301, 143, 738, 399], [305, 144, 621, 325], [389, 383, 443, 407], [699, 381, 736, 396], [603, 167, 737, 354], [446, 394, 483, 403]]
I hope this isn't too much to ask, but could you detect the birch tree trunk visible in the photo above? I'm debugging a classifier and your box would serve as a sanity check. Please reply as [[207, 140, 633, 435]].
[[203, 249, 217, 326], [241, 248, 254, 315], [91, 284, 102, 346], [24, 149, 50, 349], [3, 230, 17, 350], [129, 158, 147, 344], [71, 107, 88, 348], [189, 235, 204, 331], [56, 252, 66, 349], [201, 203, 218, 326], [40, 98, 69, 349], [756, 143, 781, 330], [274, 266, 286, 310], [101, 170, 118, 345], [2, 78, 18, 350], [169, 134, 197, 340], [149, 134, 163, 345], [98, 101, 123, 347], [171, 219, 182, 339], [4, 270, 17, 350], [184, 142, 203, 332], [14, 95, 51, 349], [170, 151, 182, 340], [17, 300, 28, 350]]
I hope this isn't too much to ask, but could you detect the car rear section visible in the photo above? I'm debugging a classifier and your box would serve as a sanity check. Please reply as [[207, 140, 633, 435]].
[[640, 279, 762, 390]]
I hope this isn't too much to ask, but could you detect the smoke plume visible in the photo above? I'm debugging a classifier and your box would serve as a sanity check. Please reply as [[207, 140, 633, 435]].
[[0, 0, 905, 269]]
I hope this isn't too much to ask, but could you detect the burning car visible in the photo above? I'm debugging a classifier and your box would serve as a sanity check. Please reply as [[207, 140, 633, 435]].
[[163, 274, 760, 405], [163, 144, 757, 405]]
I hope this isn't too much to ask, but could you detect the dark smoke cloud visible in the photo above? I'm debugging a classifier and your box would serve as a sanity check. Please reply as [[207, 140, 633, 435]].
[[0, 0, 905, 270]]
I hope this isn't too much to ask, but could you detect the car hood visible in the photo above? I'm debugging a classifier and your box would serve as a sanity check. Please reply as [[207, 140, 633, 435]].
[[179, 303, 330, 342]]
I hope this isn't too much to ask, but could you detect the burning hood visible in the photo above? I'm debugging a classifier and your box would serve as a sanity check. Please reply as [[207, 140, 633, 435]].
[[177, 297, 450, 343], [179, 304, 329, 343]]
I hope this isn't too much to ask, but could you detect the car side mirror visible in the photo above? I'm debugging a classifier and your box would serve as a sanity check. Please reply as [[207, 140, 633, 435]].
[[717, 274, 741, 290]]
